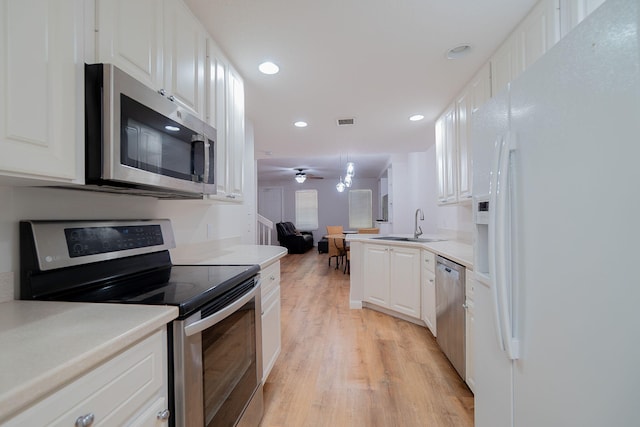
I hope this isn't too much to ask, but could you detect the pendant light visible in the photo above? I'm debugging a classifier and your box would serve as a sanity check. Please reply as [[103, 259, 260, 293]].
[[336, 153, 346, 192]]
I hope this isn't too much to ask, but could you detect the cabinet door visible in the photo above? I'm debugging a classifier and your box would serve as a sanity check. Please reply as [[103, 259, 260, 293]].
[[227, 65, 245, 200], [206, 40, 230, 196], [389, 247, 421, 318], [262, 286, 281, 382], [435, 104, 457, 205], [0, 0, 82, 182], [465, 301, 475, 393], [559, 0, 606, 37], [363, 244, 390, 307], [5, 330, 168, 426], [163, 0, 206, 118], [518, 0, 560, 70], [456, 90, 472, 201], [96, 0, 163, 90], [490, 33, 522, 97], [470, 63, 492, 113], [422, 268, 436, 336]]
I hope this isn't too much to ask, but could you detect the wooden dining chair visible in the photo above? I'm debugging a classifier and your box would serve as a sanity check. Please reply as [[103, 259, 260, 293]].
[[326, 225, 344, 235], [327, 236, 343, 269], [332, 236, 350, 273]]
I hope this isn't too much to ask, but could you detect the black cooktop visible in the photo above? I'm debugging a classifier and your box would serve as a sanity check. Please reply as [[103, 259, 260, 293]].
[[54, 263, 260, 318]]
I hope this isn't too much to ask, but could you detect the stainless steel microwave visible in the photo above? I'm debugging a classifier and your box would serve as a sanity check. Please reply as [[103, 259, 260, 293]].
[[85, 63, 216, 198]]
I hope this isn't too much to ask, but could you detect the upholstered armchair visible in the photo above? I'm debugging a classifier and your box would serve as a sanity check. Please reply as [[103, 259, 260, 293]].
[[275, 222, 314, 254]]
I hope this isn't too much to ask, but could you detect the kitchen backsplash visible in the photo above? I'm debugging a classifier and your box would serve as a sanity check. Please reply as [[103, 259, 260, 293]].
[[0, 185, 253, 301]]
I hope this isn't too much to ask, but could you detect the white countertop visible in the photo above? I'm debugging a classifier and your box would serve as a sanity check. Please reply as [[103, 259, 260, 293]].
[[346, 234, 473, 269], [171, 244, 288, 269], [0, 301, 178, 421]]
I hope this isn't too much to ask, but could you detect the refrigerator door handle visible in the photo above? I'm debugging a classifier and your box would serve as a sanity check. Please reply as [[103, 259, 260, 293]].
[[488, 134, 505, 353], [491, 132, 520, 360]]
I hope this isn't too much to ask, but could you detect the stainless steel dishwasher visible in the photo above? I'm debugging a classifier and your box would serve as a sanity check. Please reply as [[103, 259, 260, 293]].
[[436, 255, 466, 380]]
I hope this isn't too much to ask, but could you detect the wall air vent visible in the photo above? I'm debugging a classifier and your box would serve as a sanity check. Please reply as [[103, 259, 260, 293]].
[[337, 118, 355, 126]]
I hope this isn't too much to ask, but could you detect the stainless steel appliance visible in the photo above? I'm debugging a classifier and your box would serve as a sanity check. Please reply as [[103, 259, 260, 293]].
[[84, 64, 216, 198], [435, 255, 466, 379], [20, 219, 262, 427]]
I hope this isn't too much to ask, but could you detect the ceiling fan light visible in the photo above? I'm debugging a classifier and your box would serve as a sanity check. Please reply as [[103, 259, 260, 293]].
[[295, 171, 306, 183]]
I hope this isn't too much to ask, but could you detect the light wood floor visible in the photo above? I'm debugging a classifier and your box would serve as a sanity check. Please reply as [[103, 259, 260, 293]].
[[259, 250, 474, 427]]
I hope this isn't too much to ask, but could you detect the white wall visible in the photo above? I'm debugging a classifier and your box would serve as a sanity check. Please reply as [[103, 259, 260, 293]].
[[258, 177, 379, 244], [387, 147, 472, 242]]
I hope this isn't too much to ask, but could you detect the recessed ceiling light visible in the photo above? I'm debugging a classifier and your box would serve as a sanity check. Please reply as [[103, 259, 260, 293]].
[[294, 121, 308, 128], [446, 44, 472, 60], [258, 61, 279, 75], [409, 114, 424, 122], [165, 125, 180, 131]]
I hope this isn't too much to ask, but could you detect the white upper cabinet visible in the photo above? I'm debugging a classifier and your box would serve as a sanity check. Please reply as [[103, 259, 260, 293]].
[[456, 91, 471, 202], [559, 0, 606, 37], [0, 0, 83, 183], [95, 0, 206, 119], [490, 33, 522, 97], [491, 0, 560, 95], [226, 66, 245, 200], [519, 0, 561, 70], [163, 0, 206, 118], [95, 0, 163, 90], [435, 104, 457, 205], [205, 40, 245, 202], [206, 41, 229, 196]]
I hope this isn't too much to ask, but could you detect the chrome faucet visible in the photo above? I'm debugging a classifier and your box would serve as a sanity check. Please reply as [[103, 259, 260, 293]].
[[414, 208, 424, 238]]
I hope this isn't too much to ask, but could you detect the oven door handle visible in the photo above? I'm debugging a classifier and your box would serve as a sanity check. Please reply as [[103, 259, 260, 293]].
[[184, 282, 260, 337]]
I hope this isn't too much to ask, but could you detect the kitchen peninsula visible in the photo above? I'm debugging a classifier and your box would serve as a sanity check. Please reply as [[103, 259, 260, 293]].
[[347, 234, 475, 391]]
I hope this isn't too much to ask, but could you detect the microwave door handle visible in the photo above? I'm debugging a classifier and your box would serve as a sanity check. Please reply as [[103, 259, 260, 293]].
[[203, 140, 211, 185], [191, 134, 206, 183]]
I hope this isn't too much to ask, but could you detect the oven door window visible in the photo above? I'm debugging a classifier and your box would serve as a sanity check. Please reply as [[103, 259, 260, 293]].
[[120, 94, 206, 183], [202, 300, 257, 427]]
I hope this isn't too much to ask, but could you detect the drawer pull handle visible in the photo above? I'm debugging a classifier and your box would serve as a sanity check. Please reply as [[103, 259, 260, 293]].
[[75, 413, 95, 427], [157, 409, 171, 420]]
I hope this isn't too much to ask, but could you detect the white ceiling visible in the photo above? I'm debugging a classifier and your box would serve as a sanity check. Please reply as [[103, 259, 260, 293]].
[[184, 0, 537, 181]]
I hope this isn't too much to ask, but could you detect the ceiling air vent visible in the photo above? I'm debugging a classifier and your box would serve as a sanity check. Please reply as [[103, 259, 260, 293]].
[[337, 118, 355, 126]]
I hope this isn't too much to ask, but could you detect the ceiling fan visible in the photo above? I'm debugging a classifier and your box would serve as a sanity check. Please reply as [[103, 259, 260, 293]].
[[294, 168, 323, 183]]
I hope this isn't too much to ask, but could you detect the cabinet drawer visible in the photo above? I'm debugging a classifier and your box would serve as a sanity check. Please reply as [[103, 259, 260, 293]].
[[422, 250, 436, 273], [260, 261, 281, 297], [5, 329, 167, 426]]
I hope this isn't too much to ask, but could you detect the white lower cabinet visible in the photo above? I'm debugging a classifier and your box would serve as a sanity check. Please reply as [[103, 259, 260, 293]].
[[363, 243, 421, 319], [260, 261, 282, 382], [465, 270, 476, 393], [421, 250, 437, 336], [4, 329, 169, 426]]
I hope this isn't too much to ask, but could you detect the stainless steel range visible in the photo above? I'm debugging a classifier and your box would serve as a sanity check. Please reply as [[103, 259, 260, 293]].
[[19, 219, 263, 427]]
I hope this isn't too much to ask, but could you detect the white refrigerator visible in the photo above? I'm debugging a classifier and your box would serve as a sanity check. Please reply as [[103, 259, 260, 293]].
[[472, 0, 640, 426]]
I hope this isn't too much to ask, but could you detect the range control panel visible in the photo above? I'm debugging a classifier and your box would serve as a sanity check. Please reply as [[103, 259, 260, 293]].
[[21, 219, 175, 271], [64, 225, 164, 257]]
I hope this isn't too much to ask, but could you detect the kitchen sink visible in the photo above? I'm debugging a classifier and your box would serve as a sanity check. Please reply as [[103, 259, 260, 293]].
[[371, 236, 446, 243]]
